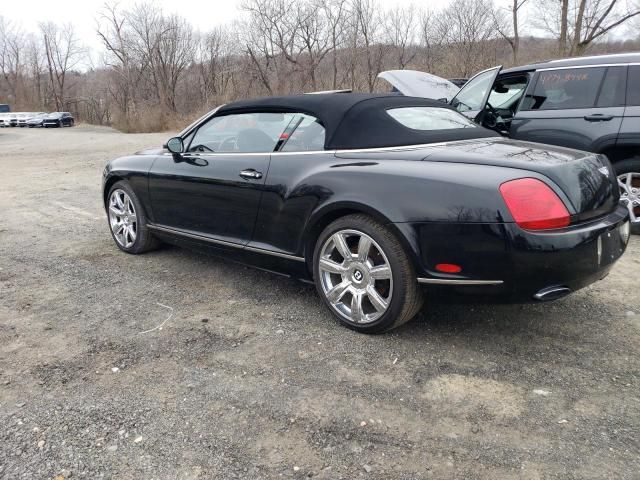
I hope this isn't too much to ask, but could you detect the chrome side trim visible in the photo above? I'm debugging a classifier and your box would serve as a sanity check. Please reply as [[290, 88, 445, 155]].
[[537, 63, 638, 72], [417, 277, 503, 285], [148, 224, 306, 262], [244, 245, 306, 262], [548, 53, 640, 63], [160, 138, 502, 158]]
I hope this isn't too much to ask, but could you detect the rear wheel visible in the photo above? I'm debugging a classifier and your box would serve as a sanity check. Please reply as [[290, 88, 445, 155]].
[[615, 158, 640, 234], [313, 214, 423, 333]]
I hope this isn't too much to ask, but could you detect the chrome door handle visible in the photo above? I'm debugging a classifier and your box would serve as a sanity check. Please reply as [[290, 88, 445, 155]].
[[584, 114, 613, 122], [239, 169, 263, 179]]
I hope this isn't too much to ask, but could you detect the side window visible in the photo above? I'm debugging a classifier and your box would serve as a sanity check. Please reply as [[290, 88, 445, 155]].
[[487, 76, 528, 109], [627, 65, 640, 106], [596, 66, 627, 107], [280, 114, 325, 152], [523, 67, 606, 110], [189, 112, 296, 153]]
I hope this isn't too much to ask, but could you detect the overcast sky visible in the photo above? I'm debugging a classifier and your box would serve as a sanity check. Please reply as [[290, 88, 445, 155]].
[[3, 0, 445, 46], [2, 0, 634, 64], [2, 0, 244, 51]]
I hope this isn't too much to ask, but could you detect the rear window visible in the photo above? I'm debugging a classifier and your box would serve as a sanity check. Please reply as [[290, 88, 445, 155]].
[[524, 67, 605, 110], [386, 107, 477, 130]]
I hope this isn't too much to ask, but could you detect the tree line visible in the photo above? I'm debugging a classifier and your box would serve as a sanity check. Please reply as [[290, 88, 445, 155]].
[[1, 0, 639, 132]]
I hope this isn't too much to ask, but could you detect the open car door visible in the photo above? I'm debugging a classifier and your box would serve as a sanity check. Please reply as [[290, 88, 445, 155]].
[[449, 66, 502, 121], [378, 70, 460, 102]]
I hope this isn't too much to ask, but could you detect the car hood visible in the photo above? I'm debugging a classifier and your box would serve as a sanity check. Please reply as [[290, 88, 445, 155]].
[[378, 70, 460, 101]]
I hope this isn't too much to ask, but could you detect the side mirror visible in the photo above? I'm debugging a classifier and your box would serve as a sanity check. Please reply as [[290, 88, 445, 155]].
[[166, 137, 184, 154]]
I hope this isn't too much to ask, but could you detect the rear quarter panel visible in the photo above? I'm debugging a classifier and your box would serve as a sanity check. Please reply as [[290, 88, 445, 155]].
[[251, 150, 536, 258]]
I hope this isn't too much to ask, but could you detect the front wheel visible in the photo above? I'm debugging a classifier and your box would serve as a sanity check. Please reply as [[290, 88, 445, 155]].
[[107, 181, 160, 254], [615, 158, 640, 234], [313, 214, 423, 333]]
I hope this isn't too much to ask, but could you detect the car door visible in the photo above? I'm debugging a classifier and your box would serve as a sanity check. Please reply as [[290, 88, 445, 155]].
[[148, 111, 295, 245], [509, 65, 627, 152], [449, 66, 502, 120]]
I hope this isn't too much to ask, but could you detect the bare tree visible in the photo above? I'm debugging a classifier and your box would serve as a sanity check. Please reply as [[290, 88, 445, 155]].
[[0, 17, 25, 107], [384, 5, 417, 69], [434, 0, 500, 77], [241, 0, 299, 95], [536, 0, 640, 55], [6, 0, 640, 132], [197, 26, 237, 105], [295, 0, 334, 90], [40, 22, 85, 110], [417, 9, 446, 74], [323, 0, 348, 89], [352, 0, 385, 92], [495, 0, 529, 64], [97, 2, 142, 120]]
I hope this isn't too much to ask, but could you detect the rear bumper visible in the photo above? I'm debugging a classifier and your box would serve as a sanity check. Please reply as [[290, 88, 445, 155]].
[[397, 205, 630, 302]]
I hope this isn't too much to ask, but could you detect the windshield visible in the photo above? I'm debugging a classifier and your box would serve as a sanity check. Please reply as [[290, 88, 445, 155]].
[[47, 113, 61, 118], [451, 68, 499, 112]]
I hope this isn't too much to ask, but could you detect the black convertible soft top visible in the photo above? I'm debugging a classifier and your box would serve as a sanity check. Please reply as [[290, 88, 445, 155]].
[[216, 93, 496, 150]]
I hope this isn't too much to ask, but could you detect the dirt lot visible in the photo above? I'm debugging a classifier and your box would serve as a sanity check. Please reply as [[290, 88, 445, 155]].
[[1, 125, 639, 480]]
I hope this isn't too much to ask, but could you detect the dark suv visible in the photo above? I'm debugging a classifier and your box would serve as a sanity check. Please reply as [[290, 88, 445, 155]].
[[43, 112, 75, 128], [448, 53, 640, 231]]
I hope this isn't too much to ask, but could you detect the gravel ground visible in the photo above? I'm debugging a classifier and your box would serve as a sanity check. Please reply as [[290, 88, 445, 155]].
[[1, 125, 639, 480]]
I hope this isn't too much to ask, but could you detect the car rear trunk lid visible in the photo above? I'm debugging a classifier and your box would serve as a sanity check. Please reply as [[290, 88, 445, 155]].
[[421, 138, 619, 221], [335, 137, 619, 221]]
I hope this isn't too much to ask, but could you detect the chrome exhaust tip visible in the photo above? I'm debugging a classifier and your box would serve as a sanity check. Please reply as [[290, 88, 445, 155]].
[[533, 286, 572, 301]]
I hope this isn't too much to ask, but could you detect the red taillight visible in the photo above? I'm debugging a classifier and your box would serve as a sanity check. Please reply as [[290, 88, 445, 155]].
[[499, 178, 570, 230]]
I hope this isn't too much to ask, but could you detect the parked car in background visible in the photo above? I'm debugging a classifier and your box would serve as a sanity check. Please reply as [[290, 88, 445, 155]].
[[43, 112, 74, 128], [26, 113, 48, 128], [102, 93, 629, 333], [0, 104, 10, 113], [386, 53, 640, 232], [7, 112, 19, 127], [0, 113, 9, 127], [18, 113, 43, 127]]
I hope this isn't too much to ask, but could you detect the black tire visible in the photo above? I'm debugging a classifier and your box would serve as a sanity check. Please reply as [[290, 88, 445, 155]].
[[106, 180, 160, 254], [614, 158, 640, 234], [313, 214, 423, 333]]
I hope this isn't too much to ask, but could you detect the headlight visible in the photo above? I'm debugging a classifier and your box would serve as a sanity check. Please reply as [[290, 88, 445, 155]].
[[619, 221, 630, 245]]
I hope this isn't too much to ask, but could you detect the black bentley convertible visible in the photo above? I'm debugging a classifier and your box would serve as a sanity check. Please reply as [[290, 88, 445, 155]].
[[102, 93, 630, 332]]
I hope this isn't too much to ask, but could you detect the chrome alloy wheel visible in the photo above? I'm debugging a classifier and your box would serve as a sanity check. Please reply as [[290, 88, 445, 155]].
[[618, 172, 640, 224], [108, 189, 137, 248], [318, 229, 393, 324]]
